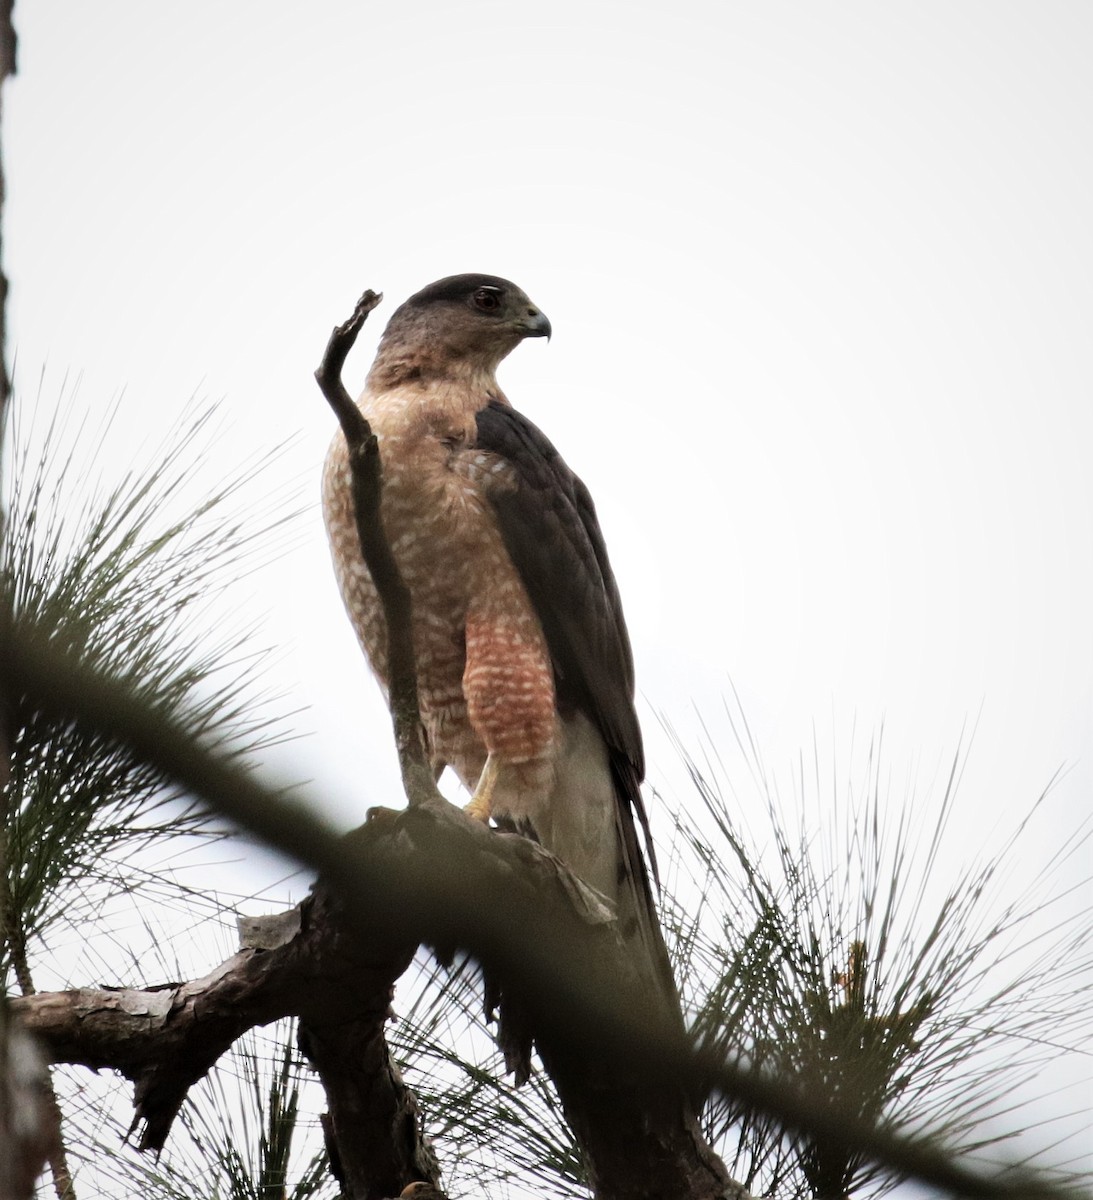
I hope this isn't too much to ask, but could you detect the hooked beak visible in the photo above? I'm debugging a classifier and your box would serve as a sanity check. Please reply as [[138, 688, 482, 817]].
[[519, 309, 552, 341]]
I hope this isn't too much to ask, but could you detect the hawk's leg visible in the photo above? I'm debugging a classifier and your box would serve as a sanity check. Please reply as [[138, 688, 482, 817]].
[[464, 753, 501, 824]]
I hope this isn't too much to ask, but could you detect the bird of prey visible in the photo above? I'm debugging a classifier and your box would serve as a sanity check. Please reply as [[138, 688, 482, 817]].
[[322, 273, 671, 993]]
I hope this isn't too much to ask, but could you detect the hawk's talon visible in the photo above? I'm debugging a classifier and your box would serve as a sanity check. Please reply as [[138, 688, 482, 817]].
[[465, 754, 500, 824], [463, 795, 492, 824]]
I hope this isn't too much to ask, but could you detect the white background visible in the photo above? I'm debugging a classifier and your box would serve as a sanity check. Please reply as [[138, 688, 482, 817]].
[[5, 0, 1091, 1186]]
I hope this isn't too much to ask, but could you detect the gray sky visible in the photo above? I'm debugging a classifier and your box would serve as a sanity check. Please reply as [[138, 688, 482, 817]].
[[4, 0, 1092, 1182], [10, 1, 1090, 860]]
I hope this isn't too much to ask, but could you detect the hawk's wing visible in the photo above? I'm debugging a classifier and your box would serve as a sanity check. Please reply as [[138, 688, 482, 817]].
[[473, 398, 658, 885]]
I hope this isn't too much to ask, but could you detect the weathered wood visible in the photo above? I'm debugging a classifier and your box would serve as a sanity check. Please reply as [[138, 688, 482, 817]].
[[12, 867, 433, 1200]]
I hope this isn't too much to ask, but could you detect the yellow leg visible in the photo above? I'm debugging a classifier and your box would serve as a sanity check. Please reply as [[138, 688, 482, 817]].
[[464, 753, 500, 824]]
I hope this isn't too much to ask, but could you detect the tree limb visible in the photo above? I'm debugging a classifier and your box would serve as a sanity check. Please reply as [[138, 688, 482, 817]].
[[315, 292, 438, 808], [13, 875, 435, 1200]]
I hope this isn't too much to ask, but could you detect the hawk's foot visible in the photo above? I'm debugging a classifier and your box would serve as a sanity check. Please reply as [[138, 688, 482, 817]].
[[464, 753, 500, 824]]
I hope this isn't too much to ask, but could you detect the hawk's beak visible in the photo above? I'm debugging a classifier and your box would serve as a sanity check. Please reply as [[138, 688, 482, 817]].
[[520, 310, 552, 341]]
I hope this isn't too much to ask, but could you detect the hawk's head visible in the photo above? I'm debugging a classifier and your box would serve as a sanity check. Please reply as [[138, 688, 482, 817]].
[[371, 274, 551, 385]]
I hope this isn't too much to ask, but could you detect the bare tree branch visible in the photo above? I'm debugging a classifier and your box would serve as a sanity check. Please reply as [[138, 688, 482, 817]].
[[290, 873, 441, 1196], [315, 292, 439, 808], [13, 874, 436, 1200]]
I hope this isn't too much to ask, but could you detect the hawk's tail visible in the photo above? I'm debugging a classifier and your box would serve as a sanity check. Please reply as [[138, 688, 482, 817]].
[[610, 756, 683, 1026]]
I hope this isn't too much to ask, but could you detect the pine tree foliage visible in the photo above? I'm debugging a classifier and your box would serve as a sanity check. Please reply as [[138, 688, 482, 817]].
[[390, 954, 585, 1199], [1, 383, 297, 994], [659, 705, 1092, 1199]]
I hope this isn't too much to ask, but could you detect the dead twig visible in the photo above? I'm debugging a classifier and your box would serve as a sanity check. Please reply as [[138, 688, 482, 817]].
[[315, 292, 439, 806]]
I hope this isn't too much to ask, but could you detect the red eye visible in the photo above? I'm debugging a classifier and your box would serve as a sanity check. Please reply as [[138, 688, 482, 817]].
[[473, 287, 502, 312]]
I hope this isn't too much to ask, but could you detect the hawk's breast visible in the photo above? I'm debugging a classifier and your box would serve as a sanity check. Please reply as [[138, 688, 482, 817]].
[[321, 386, 557, 786]]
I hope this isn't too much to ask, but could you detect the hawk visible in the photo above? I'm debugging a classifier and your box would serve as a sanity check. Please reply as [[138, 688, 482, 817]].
[[322, 273, 671, 993]]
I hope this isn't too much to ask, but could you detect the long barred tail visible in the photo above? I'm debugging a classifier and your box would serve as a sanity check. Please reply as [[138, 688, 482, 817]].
[[610, 756, 684, 1026]]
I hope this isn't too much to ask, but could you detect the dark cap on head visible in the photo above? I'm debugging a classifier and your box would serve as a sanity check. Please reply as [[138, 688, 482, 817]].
[[368, 274, 551, 387], [390, 274, 551, 341]]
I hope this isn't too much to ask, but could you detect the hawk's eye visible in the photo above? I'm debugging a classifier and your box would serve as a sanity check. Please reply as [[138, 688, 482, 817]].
[[473, 287, 503, 313]]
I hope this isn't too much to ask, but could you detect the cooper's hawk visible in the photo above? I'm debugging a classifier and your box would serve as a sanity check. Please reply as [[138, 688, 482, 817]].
[[322, 274, 671, 994]]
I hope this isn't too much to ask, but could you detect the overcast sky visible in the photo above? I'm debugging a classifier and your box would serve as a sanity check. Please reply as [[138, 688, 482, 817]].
[[4, 0, 1091, 1179]]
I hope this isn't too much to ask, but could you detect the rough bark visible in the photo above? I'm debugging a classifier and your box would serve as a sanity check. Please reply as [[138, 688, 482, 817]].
[[291, 873, 440, 1196], [12, 870, 436, 1200]]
